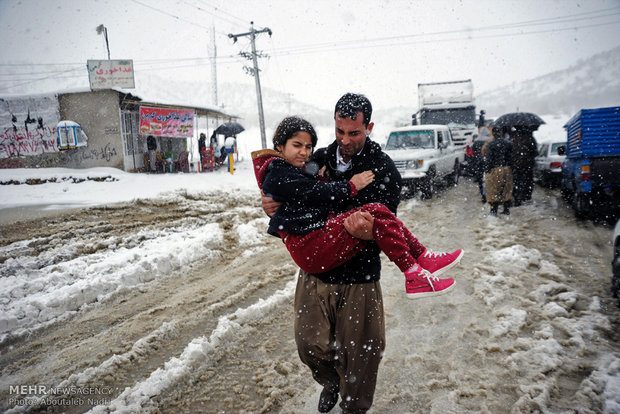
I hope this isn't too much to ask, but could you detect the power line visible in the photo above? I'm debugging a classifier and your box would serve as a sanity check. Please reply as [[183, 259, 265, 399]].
[[268, 8, 620, 55], [186, 0, 246, 28], [2, 6, 616, 68], [266, 19, 620, 57], [0, 67, 84, 92], [129, 0, 212, 30], [1, 7, 618, 91]]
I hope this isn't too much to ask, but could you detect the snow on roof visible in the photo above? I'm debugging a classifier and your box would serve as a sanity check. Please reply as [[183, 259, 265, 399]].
[[1, 87, 240, 119]]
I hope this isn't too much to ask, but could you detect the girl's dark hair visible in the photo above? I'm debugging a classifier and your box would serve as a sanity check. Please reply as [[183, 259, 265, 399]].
[[272, 116, 318, 149]]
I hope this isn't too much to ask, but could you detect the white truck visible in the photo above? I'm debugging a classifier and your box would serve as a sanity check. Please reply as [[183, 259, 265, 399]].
[[384, 124, 462, 199], [414, 79, 478, 148]]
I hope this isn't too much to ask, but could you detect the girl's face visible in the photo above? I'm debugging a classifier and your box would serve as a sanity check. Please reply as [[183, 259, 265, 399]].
[[277, 131, 313, 168]]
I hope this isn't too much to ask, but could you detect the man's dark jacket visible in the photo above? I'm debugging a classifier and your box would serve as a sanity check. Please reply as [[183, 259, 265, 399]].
[[312, 138, 402, 284]]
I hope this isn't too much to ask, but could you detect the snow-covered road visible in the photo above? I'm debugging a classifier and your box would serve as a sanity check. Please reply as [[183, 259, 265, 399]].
[[0, 166, 618, 413]]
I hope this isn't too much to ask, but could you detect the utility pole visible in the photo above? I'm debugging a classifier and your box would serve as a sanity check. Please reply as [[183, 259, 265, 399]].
[[228, 22, 272, 149], [286, 93, 293, 113], [209, 25, 218, 107]]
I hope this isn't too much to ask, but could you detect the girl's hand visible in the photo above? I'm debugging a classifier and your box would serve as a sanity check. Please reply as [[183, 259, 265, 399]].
[[350, 170, 375, 191], [261, 191, 280, 217], [318, 165, 327, 177]]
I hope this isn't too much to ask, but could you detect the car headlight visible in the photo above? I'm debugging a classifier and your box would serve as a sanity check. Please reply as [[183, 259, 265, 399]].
[[407, 159, 423, 169]]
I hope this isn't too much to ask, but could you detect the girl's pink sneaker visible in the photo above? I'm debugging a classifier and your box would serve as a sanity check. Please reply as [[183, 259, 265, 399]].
[[404, 265, 455, 299], [417, 249, 464, 276]]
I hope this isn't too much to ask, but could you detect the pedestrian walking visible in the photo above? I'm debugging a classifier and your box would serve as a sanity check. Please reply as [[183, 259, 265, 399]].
[[484, 126, 514, 215], [510, 126, 537, 205]]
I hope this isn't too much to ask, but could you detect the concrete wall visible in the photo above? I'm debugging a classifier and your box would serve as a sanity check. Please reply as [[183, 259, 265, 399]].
[[0, 93, 60, 165], [57, 90, 124, 169], [0, 90, 125, 170]]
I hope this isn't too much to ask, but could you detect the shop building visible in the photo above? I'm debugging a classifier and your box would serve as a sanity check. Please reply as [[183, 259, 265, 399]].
[[0, 88, 237, 172]]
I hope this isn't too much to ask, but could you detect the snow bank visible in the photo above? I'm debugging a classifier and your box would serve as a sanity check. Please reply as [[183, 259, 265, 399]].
[[0, 222, 223, 341], [0, 164, 259, 211], [474, 243, 620, 412]]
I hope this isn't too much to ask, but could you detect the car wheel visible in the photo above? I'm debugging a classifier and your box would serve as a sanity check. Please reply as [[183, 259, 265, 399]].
[[421, 170, 435, 200], [445, 161, 460, 187], [451, 160, 460, 186], [400, 182, 415, 199], [612, 250, 620, 299], [572, 192, 589, 219], [538, 172, 548, 188], [560, 186, 572, 202]]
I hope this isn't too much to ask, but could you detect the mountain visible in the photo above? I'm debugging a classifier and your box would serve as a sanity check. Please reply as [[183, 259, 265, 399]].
[[1, 46, 618, 130], [476, 46, 620, 118], [216, 82, 334, 128]]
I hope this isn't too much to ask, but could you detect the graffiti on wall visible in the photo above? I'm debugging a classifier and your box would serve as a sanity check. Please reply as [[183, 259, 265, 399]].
[[59, 142, 119, 166], [0, 95, 60, 158], [80, 142, 118, 163]]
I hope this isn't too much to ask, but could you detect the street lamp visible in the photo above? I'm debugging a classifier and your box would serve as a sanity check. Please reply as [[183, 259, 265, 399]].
[[96, 24, 110, 60]]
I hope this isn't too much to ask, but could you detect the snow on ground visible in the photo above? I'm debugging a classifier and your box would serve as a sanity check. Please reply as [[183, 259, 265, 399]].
[[0, 221, 224, 338], [0, 163, 261, 341], [1, 127, 619, 412], [0, 165, 258, 211]]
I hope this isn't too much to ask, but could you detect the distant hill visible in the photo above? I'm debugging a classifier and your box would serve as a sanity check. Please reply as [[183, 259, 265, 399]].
[[172, 45, 620, 129], [1, 46, 618, 131], [216, 81, 334, 128], [476, 46, 620, 118]]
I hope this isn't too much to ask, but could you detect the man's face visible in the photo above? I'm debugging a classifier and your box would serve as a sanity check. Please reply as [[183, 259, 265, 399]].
[[335, 111, 374, 162]]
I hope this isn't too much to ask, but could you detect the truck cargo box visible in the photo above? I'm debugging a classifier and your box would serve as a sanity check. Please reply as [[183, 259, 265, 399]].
[[561, 106, 620, 219], [564, 106, 620, 158]]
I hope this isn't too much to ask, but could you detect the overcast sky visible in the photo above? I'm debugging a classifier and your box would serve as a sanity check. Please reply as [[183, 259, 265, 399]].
[[1, 0, 619, 110]]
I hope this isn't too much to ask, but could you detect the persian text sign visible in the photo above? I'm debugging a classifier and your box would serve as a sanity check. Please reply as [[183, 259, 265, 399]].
[[87, 59, 135, 90], [139, 106, 194, 138]]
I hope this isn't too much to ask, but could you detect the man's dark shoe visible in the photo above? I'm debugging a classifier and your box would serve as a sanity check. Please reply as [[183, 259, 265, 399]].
[[318, 387, 339, 413]]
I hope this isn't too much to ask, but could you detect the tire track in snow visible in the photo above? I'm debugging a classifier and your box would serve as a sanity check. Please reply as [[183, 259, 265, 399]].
[[87, 277, 297, 413]]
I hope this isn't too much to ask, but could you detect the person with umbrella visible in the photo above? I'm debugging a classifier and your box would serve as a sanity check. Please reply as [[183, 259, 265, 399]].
[[510, 126, 538, 205], [224, 135, 237, 172], [214, 121, 244, 172], [483, 125, 514, 215], [214, 121, 244, 137], [493, 112, 544, 206]]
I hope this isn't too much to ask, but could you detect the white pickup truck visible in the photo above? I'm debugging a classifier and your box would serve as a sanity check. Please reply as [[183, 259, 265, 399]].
[[384, 124, 463, 199]]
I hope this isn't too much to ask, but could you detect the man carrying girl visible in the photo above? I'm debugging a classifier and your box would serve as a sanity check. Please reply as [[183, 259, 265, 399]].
[[252, 115, 463, 299]]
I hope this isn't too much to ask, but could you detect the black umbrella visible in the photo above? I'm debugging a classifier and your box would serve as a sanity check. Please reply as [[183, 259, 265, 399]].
[[493, 112, 546, 129], [214, 121, 245, 136]]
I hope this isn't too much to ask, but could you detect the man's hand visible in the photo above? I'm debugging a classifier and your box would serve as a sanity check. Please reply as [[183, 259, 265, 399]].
[[350, 170, 375, 191], [344, 211, 374, 240], [261, 191, 281, 217]]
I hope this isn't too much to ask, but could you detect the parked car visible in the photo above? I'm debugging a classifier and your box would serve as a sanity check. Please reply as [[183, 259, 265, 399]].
[[612, 219, 620, 300], [534, 140, 566, 187], [384, 124, 463, 199]]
